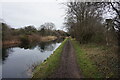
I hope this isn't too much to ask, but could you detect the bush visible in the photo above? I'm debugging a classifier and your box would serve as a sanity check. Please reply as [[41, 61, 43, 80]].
[[19, 35, 29, 44]]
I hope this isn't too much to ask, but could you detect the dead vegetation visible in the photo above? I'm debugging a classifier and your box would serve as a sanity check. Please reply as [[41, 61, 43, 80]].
[[80, 43, 118, 78], [41, 36, 57, 42]]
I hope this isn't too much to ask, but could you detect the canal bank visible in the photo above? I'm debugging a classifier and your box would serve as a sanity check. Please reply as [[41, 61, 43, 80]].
[[32, 38, 68, 78], [2, 36, 58, 48]]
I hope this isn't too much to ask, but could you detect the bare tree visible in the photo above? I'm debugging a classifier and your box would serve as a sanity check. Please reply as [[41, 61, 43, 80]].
[[103, 1, 120, 46], [39, 22, 56, 36], [43, 22, 55, 30], [64, 1, 104, 43], [110, 2, 120, 46]]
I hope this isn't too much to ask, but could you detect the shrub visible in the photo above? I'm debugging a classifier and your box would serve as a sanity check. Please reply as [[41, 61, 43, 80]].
[[19, 35, 29, 44]]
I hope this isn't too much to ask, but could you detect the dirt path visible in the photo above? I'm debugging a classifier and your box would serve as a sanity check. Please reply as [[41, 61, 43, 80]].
[[50, 40, 82, 78]]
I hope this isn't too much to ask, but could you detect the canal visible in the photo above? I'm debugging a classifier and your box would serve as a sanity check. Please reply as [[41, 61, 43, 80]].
[[2, 39, 64, 78]]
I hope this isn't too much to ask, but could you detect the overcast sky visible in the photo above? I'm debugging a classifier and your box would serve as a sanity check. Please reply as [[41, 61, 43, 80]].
[[0, 0, 116, 30], [0, 0, 67, 30]]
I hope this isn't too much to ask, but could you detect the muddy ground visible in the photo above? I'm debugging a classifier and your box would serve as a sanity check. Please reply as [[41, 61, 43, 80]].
[[50, 40, 82, 78]]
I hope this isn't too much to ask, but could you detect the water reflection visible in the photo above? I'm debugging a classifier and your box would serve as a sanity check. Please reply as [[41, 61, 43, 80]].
[[2, 48, 14, 62], [19, 43, 37, 50], [18, 38, 64, 52], [2, 38, 64, 78], [2, 40, 62, 62], [38, 42, 56, 52]]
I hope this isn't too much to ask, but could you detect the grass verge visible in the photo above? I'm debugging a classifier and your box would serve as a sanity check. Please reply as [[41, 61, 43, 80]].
[[32, 38, 68, 78], [71, 38, 118, 78], [71, 39, 103, 78]]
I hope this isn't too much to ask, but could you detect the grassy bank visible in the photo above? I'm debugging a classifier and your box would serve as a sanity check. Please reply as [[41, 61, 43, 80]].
[[32, 38, 68, 78], [71, 38, 118, 78], [71, 39, 102, 78]]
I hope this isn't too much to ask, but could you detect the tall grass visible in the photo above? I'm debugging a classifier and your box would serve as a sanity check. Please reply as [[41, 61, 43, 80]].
[[71, 38, 118, 78], [71, 39, 103, 78]]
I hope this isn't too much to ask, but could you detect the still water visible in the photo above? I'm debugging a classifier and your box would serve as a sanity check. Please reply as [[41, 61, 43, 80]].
[[2, 39, 64, 78]]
